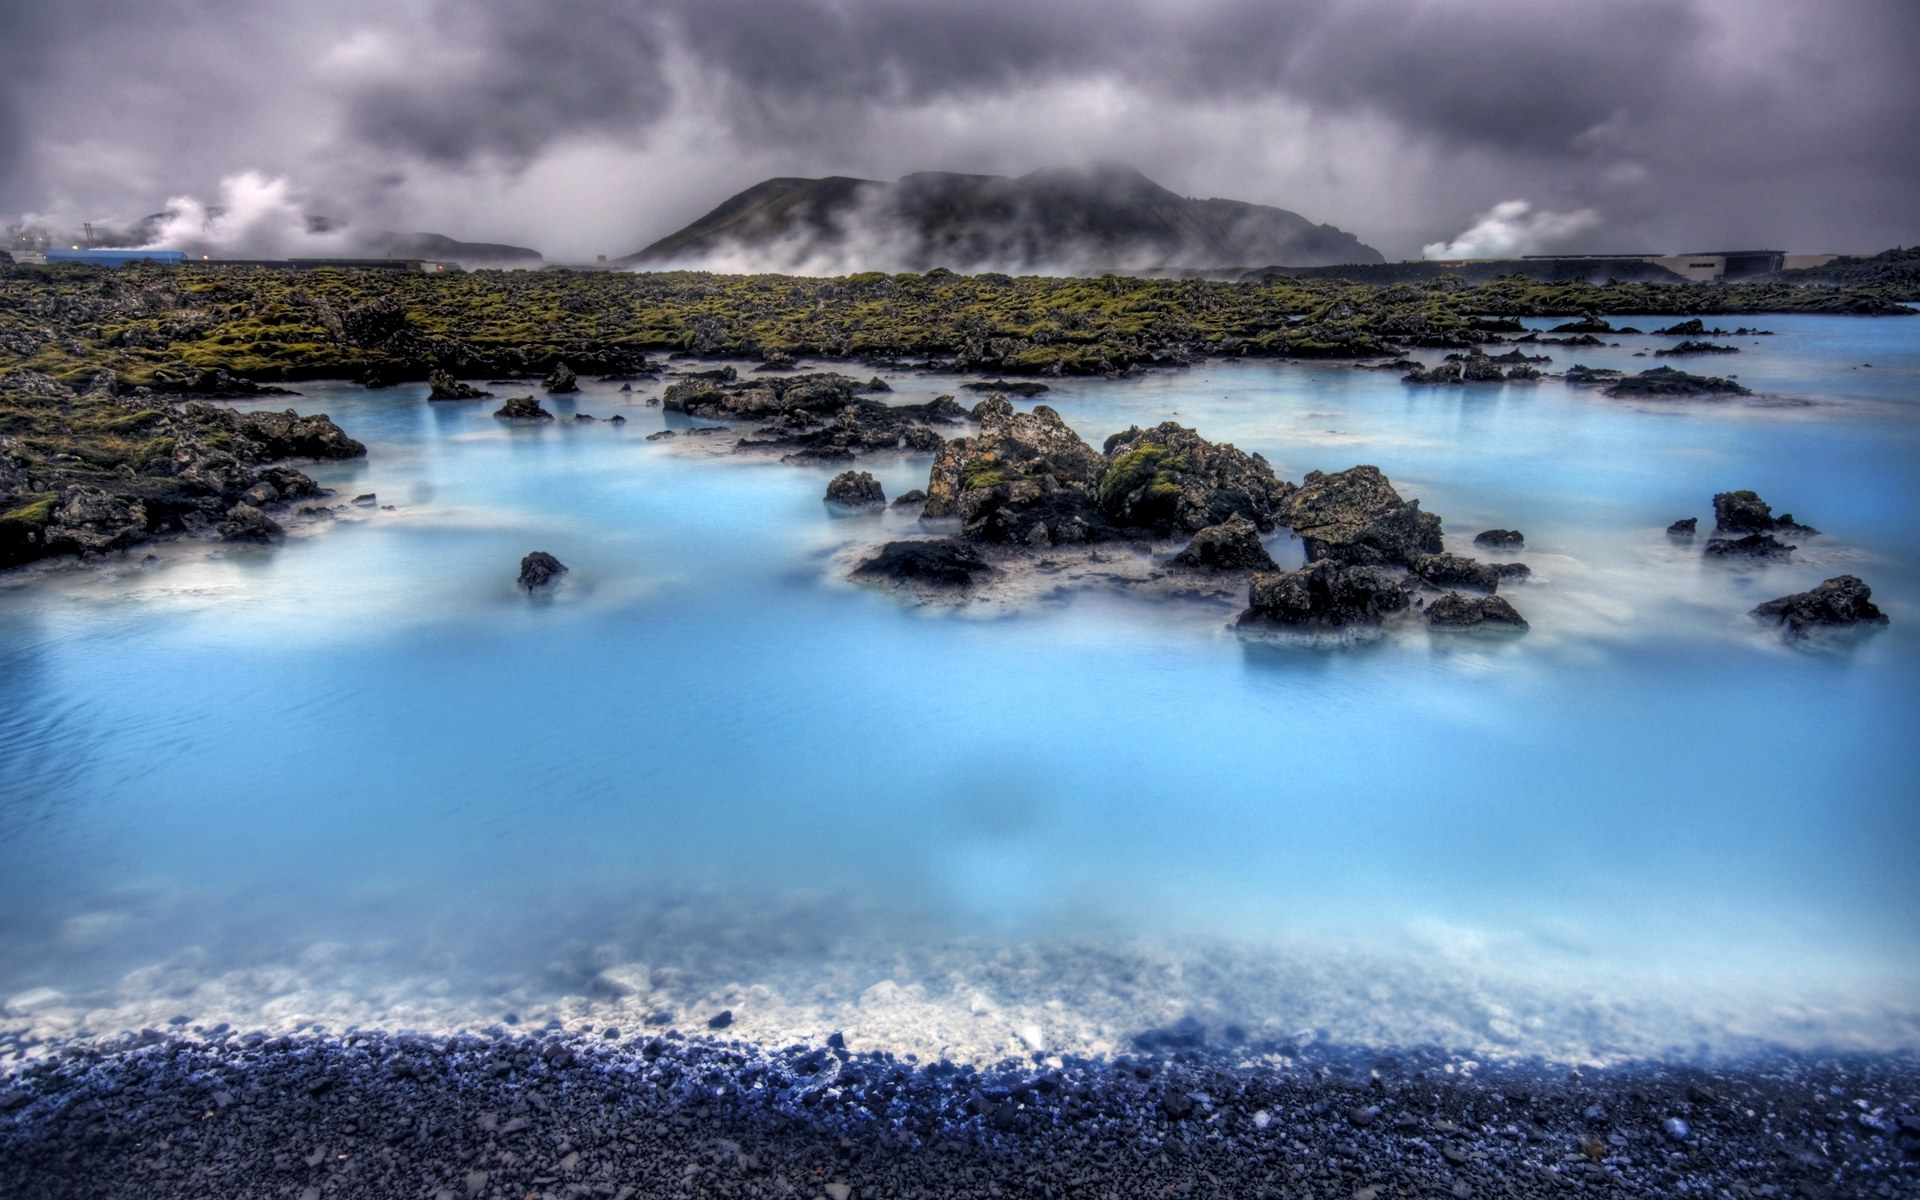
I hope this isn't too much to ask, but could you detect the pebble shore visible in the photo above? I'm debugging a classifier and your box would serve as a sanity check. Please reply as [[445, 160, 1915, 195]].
[[4, 1026, 1916, 1199]]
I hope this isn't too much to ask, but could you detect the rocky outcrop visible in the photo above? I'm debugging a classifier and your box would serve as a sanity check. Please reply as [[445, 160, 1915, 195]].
[[1426, 592, 1528, 629], [1604, 367, 1751, 398], [40, 485, 148, 556], [428, 369, 492, 401], [1473, 529, 1524, 549], [1713, 490, 1816, 535], [1169, 515, 1277, 571], [961, 379, 1050, 396], [1275, 466, 1443, 568], [1491, 562, 1531, 582], [218, 408, 367, 461], [891, 489, 927, 507], [1750, 575, 1888, 636], [218, 503, 284, 543], [850, 539, 994, 589], [495, 395, 554, 421], [1410, 552, 1500, 593], [1704, 533, 1796, 559], [518, 551, 568, 592], [1563, 365, 1624, 386], [1667, 517, 1698, 537], [825, 471, 886, 510], [1505, 364, 1542, 381], [663, 373, 966, 462], [922, 397, 1110, 545], [1236, 560, 1410, 630], [1460, 354, 1505, 382], [1402, 361, 1462, 384], [1097, 423, 1293, 535], [543, 362, 579, 394], [1550, 316, 1613, 334], [1655, 341, 1739, 356]]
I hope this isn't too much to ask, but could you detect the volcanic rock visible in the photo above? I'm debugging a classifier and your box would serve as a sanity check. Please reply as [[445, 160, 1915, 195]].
[[1169, 515, 1277, 571], [1410, 552, 1501, 593], [428, 369, 492, 400], [825, 471, 886, 510], [1236, 560, 1410, 629], [1426, 592, 1529, 629], [518, 551, 568, 592], [495, 395, 554, 421], [1604, 367, 1750, 398], [1097, 422, 1293, 535], [1704, 533, 1796, 559], [1473, 529, 1525, 549], [218, 503, 283, 543], [1751, 575, 1889, 636], [850, 539, 995, 589], [1276, 465, 1444, 568], [543, 362, 579, 393]]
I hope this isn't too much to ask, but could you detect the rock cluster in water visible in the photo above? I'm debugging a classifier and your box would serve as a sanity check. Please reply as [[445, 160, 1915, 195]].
[[0, 371, 364, 568], [1751, 575, 1888, 636], [665, 369, 963, 464], [850, 395, 1529, 638]]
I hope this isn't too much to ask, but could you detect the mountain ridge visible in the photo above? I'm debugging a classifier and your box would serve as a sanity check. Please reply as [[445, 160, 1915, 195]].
[[622, 164, 1382, 273]]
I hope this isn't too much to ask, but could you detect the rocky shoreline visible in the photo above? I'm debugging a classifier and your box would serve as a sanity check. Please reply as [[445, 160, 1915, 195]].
[[2, 1028, 1914, 1200]]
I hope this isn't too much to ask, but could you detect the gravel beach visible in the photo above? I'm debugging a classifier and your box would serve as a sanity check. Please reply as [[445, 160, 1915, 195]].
[[4, 1026, 1916, 1199]]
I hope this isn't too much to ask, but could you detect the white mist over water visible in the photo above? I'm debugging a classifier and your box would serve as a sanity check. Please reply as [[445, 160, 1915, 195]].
[[1, 315, 1917, 1064]]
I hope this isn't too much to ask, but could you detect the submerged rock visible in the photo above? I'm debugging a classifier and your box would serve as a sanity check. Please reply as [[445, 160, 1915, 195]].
[[1275, 465, 1443, 568], [961, 379, 1051, 396], [543, 362, 579, 394], [1667, 517, 1699, 537], [1473, 529, 1525, 549], [518, 551, 568, 592], [428, 369, 491, 401], [1410, 552, 1501, 593], [1704, 533, 1796, 559], [1563, 364, 1624, 386], [1604, 367, 1751, 398], [891, 489, 928, 507], [495, 395, 554, 421], [1656, 340, 1739, 356], [825, 471, 886, 510], [1237, 560, 1410, 630], [1169, 514, 1276, 571], [1751, 575, 1888, 636], [1426, 592, 1528, 629], [850, 539, 994, 589], [1402, 361, 1463, 384], [1490, 561, 1532, 582]]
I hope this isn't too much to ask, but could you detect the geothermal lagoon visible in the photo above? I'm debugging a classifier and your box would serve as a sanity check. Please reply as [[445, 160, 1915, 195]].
[[2, 313, 1915, 1075]]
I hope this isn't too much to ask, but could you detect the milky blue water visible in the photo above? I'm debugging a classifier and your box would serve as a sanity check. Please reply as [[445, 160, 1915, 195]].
[[2, 313, 1917, 1060]]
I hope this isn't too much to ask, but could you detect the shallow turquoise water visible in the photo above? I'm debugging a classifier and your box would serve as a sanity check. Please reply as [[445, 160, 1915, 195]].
[[2, 314, 1917, 1059]]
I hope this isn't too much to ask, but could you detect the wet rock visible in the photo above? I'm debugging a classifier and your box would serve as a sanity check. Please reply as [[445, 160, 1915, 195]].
[[707, 1010, 733, 1030], [1410, 552, 1500, 593], [1505, 364, 1542, 381], [227, 408, 366, 460], [1237, 560, 1410, 630], [1751, 575, 1888, 636], [1473, 529, 1524, 549], [1712, 490, 1816, 535], [922, 397, 1110, 545], [43, 485, 148, 555], [518, 551, 567, 592], [1562, 364, 1624, 386], [218, 503, 283, 544], [1653, 318, 1718, 336], [1169, 514, 1277, 571], [1276, 465, 1443, 568], [1426, 592, 1528, 629], [1551, 316, 1613, 333], [890, 489, 928, 508], [1655, 341, 1739, 356], [1490, 562, 1531, 582], [1098, 422, 1293, 535], [1604, 367, 1751, 398], [1402, 361, 1463, 384], [961, 379, 1050, 396], [428, 370, 491, 401], [1667, 517, 1698, 537], [352, 493, 377, 507], [851, 539, 994, 590], [1460, 354, 1505, 382], [543, 362, 579, 394], [825, 471, 886, 510], [495, 395, 553, 421], [1703, 533, 1795, 559]]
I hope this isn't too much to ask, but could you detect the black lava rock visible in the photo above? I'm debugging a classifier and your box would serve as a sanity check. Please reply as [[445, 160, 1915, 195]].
[[518, 551, 568, 592], [1426, 592, 1528, 629], [825, 471, 886, 510], [851, 540, 995, 589], [1667, 517, 1699, 537], [1169, 515, 1277, 571], [1473, 529, 1524, 549], [1751, 575, 1889, 636], [1704, 534, 1795, 559], [495, 395, 554, 421]]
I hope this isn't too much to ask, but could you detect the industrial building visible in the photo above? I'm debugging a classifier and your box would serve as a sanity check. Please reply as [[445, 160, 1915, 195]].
[[1421, 249, 1839, 282]]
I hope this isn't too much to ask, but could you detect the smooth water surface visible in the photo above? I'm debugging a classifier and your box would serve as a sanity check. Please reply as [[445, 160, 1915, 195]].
[[2, 314, 1917, 1063]]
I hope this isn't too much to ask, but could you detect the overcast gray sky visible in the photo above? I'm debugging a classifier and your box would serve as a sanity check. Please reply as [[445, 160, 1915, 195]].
[[1, 0, 1914, 262]]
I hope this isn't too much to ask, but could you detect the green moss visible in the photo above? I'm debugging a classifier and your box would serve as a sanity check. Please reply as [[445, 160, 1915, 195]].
[[962, 464, 1008, 490], [0, 495, 57, 526]]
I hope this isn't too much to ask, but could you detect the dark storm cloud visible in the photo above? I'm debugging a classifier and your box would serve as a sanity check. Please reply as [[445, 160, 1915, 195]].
[[3, 0, 1917, 258]]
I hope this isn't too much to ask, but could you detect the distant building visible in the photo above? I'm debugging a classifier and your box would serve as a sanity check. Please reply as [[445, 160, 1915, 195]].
[[1415, 249, 1834, 283], [44, 248, 185, 267]]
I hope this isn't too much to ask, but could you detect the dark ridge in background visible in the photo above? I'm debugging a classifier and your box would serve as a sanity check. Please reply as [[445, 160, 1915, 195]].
[[624, 163, 1384, 273]]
